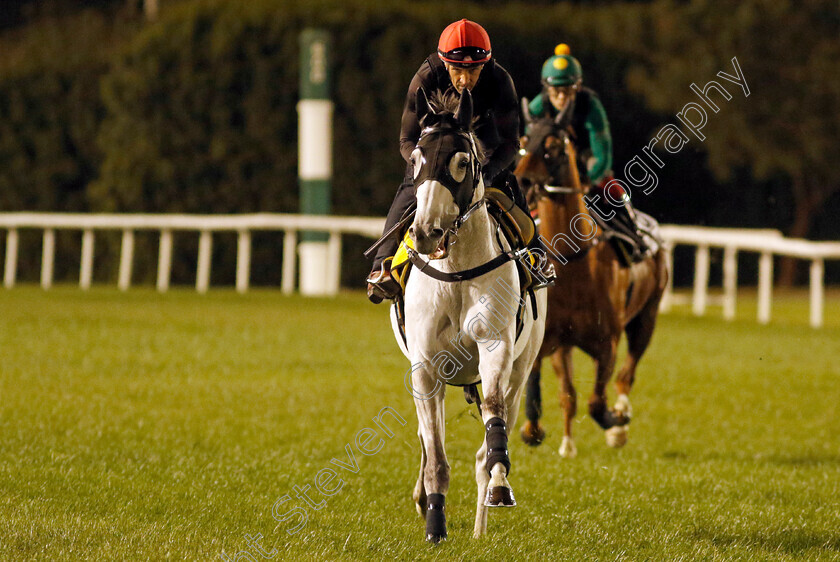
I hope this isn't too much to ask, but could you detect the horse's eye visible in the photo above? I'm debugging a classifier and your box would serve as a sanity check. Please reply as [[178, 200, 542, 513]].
[[449, 152, 470, 183], [411, 148, 423, 180]]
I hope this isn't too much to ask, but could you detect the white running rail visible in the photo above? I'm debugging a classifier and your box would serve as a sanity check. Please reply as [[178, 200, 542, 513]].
[[1, 213, 838, 327]]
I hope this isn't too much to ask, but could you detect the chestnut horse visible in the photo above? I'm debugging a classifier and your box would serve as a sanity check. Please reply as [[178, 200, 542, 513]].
[[514, 114, 668, 457]]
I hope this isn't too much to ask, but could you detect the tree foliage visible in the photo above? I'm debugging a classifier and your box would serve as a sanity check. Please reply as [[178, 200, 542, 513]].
[[0, 11, 125, 212], [2, 0, 837, 285], [602, 0, 840, 230]]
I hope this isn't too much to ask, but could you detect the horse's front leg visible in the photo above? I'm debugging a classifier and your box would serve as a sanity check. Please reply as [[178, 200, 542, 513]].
[[410, 364, 449, 543], [552, 346, 577, 458], [476, 340, 516, 510], [588, 338, 630, 435], [475, 331, 538, 537]]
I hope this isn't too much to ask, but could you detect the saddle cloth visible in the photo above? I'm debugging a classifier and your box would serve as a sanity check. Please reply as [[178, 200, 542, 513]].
[[635, 210, 662, 257]]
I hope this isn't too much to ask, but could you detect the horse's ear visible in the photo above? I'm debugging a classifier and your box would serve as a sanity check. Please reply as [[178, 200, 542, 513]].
[[416, 88, 432, 124], [455, 88, 473, 129], [521, 97, 532, 125]]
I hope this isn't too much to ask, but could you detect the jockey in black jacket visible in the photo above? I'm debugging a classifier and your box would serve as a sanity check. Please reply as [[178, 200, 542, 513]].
[[367, 19, 546, 303]]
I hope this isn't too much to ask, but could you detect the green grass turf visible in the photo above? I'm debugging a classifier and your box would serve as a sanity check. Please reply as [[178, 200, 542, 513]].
[[0, 286, 838, 561]]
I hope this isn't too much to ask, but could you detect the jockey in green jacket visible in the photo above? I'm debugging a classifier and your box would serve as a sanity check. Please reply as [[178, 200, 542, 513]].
[[526, 44, 647, 263]]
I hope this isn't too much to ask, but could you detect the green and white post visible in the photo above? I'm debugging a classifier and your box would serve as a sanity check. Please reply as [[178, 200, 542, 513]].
[[298, 29, 334, 296]]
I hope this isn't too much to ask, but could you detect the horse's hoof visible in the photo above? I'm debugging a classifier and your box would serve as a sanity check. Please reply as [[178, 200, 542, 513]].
[[559, 436, 577, 458], [426, 533, 447, 543], [520, 421, 545, 446], [605, 425, 628, 448], [484, 462, 516, 507], [484, 486, 516, 507]]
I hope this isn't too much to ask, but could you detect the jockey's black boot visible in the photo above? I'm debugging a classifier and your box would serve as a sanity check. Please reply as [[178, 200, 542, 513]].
[[609, 203, 649, 263], [366, 260, 400, 304], [367, 169, 416, 304]]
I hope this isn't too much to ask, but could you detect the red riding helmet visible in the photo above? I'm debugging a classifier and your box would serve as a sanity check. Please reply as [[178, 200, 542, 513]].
[[437, 19, 492, 67]]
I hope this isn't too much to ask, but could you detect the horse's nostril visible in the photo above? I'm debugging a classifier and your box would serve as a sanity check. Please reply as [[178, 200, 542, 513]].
[[408, 226, 416, 237], [431, 228, 444, 238]]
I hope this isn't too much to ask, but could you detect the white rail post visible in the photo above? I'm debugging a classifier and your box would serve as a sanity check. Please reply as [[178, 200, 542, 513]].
[[4, 228, 18, 288], [236, 229, 252, 294], [118, 229, 135, 291], [196, 230, 212, 294], [282, 229, 297, 295], [327, 231, 341, 295], [722, 246, 738, 321], [157, 229, 173, 293], [659, 242, 674, 312], [757, 251, 773, 324], [80, 229, 95, 290], [41, 228, 55, 290], [810, 257, 824, 328], [692, 244, 710, 316]]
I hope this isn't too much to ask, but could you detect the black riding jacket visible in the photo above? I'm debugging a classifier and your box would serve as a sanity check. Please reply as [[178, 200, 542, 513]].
[[399, 55, 520, 180]]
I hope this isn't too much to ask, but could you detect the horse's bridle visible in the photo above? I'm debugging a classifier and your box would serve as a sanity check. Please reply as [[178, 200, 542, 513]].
[[408, 125, 529, 282], [411, 125, 487, 251], [415, 125, 482, 215], [520, 109, 585, 201], [519, 116, 603, 263], [531, 138, 585, 200]]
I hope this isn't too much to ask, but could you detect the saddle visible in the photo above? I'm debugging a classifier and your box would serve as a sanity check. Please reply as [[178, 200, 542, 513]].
[[588, 208, 662, 267]]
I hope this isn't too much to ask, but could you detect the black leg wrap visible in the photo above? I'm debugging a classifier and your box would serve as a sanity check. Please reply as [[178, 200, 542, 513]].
[[424, 493, 447, 543], [485, 417, 511, 476]]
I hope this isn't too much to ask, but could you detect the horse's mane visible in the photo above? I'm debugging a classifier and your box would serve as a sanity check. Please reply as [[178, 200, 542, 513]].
[[427, 91, 485, 161], [428, 91, 462, 117]]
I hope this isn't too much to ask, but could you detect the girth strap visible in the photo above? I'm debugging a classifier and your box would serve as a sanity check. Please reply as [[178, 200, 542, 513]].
[[464, 383, 482, 416]]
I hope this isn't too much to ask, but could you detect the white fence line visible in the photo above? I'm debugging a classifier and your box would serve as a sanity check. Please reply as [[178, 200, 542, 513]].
[[0, 212, 381, 296], [657, 225, 840, 328], [1, 213, 839, 327]]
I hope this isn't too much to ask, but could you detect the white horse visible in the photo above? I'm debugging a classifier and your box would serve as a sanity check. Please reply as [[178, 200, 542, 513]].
[[389, 89, 547, 541]]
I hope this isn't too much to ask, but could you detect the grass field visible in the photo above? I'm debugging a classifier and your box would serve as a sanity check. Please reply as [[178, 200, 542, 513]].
[[1, 286, 839, 561]]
